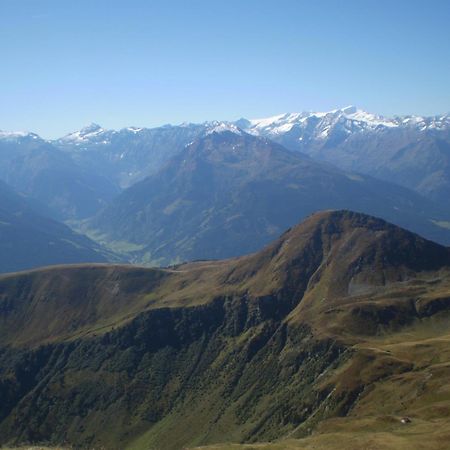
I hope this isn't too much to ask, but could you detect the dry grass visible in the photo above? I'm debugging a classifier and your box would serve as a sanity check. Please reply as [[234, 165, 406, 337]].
[[2, 211, 450, 449]]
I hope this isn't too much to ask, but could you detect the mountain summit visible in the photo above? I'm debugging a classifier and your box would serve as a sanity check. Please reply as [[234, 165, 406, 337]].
[[1, 211, 450, 449], [60, 122, 108, 144]]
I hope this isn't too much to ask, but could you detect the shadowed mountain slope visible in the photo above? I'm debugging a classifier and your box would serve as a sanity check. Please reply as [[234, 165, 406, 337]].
[[0, 132, 119, 220], [0, 180, 113, 273], [54, 122, 207, 188], [1, 211, 450, 449]]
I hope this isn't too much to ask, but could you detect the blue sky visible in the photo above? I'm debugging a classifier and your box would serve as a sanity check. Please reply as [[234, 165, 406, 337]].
[[1, 0, 449, 138]]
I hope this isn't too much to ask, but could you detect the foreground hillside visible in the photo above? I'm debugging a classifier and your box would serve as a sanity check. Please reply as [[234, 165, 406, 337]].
[[193, 311, 450, 448], [1, 211, 450, 449]]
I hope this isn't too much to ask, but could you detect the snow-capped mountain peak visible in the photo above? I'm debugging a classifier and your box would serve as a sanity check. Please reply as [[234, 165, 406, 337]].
[[80, 123, 103, 134], [341, 107, 398, 128], [248, 112, 306, 134], [59, 123, 114, 145], [243, 106, 399, 138], [399, 114, 450, 131], [204, 121, 244, 136]]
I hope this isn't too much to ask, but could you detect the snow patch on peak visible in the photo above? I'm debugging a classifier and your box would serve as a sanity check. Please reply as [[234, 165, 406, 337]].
[[400, 114, 450, 131], [126, 127, 143, 133], [60, 123, 110, 144], [205, 122, 243, 136], [0, 130, 40, 140], [343, 109, 398, 128], [243, 106, 399, 138], [248, 112, 306, 135]]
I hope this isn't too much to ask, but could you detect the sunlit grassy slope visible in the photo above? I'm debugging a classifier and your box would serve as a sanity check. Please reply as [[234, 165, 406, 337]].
[[191, 313, 450, 450], [1, 211, 450, 449]]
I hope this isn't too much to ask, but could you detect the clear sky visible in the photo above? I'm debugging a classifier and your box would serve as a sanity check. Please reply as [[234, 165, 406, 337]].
[[1, 0, 449, 138]]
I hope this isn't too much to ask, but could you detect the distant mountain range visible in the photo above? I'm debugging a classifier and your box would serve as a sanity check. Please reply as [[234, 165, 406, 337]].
[[4, 107, 449, 204], [91, 128, 450, 265], [240, 105, 448, 137], [54, 122, 206, 188], [1, 211, 449, 449], [237, 106, 450, 203], [48, 106, 450, 203], [1, 106, 449, 269]]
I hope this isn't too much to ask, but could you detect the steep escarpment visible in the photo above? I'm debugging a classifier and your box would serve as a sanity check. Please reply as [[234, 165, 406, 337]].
[[0, 298, 344, 449], [1, 211, 450, 449]]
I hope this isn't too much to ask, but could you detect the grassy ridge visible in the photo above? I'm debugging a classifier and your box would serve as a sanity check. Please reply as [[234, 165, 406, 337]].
[[1, 211, 450, 449]]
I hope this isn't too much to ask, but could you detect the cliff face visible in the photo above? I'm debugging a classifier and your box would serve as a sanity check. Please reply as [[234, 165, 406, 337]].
[[1, 211, 450, 449]]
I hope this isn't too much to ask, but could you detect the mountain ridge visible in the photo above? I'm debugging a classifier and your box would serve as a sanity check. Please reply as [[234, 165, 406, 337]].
[[4, 209, 450, 347], [91, 130, 450, 265], [3, 107, 447, 153], [1, 210, 450, 449], [236, 108, 450, 203], [4, 106, 448, 201]]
